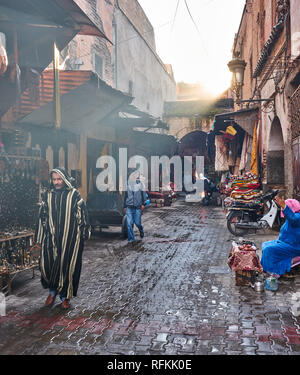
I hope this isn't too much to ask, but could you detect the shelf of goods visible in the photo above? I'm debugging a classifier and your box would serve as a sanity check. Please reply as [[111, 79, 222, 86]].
[[0, 154, 47, 294], [0, 232, 40, 294]]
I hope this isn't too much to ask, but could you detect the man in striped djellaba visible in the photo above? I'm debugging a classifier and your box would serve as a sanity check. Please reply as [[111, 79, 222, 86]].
[[35, 167, 91, 310]]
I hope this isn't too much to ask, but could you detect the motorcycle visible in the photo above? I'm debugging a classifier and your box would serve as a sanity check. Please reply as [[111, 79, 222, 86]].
[[226, 189, 284, 236]]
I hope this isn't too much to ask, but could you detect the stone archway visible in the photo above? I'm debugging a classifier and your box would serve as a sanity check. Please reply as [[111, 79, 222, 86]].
[[178, 130, 215, 176], [267, 117, 285, 185]]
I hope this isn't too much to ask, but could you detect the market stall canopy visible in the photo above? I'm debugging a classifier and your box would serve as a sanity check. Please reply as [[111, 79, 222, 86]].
[[0, 0, 110, 68], [103, 104, 169, 130], [164, 98, 233, 118], [132, 131, 177, 157], [0, 0, 111, 117], [0, 0, 110, 40], [213, 107, 259, 136], [7, 70, 132, 133]]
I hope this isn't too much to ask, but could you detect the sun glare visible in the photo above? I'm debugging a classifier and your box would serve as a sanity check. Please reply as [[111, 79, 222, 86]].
[[203, 71, 232, 97]]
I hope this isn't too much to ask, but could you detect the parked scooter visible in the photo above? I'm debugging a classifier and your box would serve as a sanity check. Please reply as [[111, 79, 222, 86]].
[[226, 189, 283, 236]]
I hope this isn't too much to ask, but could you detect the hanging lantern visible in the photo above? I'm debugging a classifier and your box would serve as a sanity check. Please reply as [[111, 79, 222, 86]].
[[228, 52, 247, 101]]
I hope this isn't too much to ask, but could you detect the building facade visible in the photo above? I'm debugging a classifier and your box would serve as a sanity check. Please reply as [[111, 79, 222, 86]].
[[229, 0, 300, 198], [0, 0, 177, 201], [49, 0, 177, 198], [60, 0, 177, 119]]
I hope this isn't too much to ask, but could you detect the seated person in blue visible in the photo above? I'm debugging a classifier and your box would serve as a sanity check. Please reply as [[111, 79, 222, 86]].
[[261, 196, 300, 278]]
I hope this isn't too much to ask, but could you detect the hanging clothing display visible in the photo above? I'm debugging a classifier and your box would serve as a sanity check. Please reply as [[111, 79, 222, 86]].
[[215, 135, 229, 171], [250, 123, 258, 176], [239, 134, 252, 172]]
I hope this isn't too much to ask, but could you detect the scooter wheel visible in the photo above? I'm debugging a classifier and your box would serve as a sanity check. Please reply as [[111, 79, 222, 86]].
[[227, 211, 249, 236]]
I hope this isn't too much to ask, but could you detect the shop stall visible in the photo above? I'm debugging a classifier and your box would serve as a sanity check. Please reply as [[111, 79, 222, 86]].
[[0, 149, 48, 294], [223, 172, 263, 210]]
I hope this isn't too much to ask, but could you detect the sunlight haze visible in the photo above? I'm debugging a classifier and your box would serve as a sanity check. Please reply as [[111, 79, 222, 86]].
[[138, 0, 245, 97]]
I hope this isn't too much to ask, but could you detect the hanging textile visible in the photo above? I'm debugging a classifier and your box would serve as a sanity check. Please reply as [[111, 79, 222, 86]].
[[215, 135, 229, 171], [250, 122, 258, 176]]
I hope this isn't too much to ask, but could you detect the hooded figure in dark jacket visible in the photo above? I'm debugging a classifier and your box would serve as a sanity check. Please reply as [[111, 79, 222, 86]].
[[35, 167, 91, 309]]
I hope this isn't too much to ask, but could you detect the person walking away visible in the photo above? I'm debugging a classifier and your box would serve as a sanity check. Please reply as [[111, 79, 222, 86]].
[[123, 174, 147, 244], [35, 167, 91, 309]]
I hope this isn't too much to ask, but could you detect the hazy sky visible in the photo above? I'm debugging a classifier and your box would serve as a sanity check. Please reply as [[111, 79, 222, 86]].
[[138, 0, 245, 96]]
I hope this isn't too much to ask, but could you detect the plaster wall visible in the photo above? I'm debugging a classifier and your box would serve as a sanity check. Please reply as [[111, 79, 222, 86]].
[[62, 0, 176, 120], [63, 0, 115, 86], [290, 0, 300, 58], [114, 8, 176, 118], [166, 117, 191, 140]]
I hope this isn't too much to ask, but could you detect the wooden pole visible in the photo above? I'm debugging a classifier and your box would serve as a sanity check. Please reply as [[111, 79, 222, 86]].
[[53, 42, 61, 129]]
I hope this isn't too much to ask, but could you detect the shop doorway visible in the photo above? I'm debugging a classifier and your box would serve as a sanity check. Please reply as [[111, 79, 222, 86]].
[[267, 117, 284, 186], [292, 136, 300, 200]]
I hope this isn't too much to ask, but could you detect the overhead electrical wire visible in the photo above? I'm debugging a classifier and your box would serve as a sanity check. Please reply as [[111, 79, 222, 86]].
[[168, 0, 180, 59], [171, 0, 180, 34], [68, 1, 219, 68], [74, 20, 172, 61], [183, 0, 211, 61]]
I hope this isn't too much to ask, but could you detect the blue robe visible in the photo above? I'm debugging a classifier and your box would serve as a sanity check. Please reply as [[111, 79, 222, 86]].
[[261, 205, 300, 275]]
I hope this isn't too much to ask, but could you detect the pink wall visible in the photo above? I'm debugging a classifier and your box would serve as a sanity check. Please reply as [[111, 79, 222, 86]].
[[290, 0, 300, 58]]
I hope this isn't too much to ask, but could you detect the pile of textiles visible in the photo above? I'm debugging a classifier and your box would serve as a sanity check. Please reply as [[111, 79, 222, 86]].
[[227, 240, 263, 273], [229, 172, 262, 204]]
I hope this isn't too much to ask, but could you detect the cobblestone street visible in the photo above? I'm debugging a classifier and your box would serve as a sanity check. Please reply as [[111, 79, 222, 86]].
[[1, 199, 300, 356]]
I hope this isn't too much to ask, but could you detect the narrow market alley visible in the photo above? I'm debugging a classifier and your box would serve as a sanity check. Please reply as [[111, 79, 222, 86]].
[[1, 199, 300, 356]]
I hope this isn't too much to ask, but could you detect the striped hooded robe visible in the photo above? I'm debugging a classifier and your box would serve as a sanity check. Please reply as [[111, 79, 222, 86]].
[[35, 168, 91, 299]]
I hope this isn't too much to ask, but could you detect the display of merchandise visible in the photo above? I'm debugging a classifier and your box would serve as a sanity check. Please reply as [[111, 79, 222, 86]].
[[224, 172, 263, 208], [0, 153, 46, 291], [0, 156, 41, 232], [0, 235, 39, 275]]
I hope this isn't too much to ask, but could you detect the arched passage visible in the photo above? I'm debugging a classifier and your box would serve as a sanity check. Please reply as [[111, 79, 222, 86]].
[[178, 130, 215, 177], [267, 117, 284, 185]]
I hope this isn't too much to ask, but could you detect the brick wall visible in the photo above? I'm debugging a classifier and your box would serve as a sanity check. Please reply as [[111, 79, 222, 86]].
[[61, 0, 114, 86]]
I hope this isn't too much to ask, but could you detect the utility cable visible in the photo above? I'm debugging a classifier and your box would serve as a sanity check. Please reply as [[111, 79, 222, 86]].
[[183, 0, 211, 61], [171, 0, 180, 34], [168, 0, 181, 62], [73, 20, 172, 61]]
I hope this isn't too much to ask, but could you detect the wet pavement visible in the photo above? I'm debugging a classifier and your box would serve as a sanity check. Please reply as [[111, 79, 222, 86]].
[[1, 198, 300, 356]]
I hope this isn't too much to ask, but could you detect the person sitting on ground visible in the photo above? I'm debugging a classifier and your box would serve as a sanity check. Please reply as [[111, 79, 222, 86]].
[[260, 195, 300, 278]]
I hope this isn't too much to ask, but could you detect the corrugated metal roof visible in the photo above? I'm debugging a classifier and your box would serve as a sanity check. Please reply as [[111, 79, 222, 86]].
[[2, 70, 92, 123], [11, 70, 132, 133]]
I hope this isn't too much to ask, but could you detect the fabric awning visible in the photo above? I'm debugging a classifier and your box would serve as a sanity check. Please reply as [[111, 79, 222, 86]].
[[214, 107, 259, 136], [0, 0, 111, 116], [103, 104, 169, 130], [55, 0, 112, 41], [0, 0, 110, 41]]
